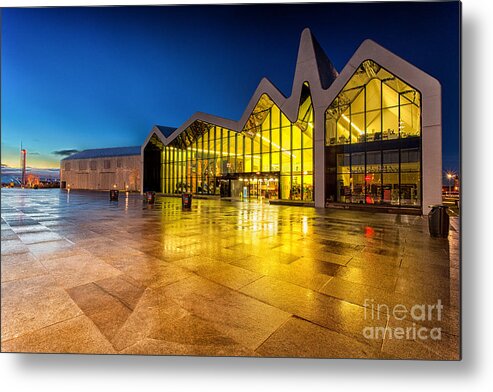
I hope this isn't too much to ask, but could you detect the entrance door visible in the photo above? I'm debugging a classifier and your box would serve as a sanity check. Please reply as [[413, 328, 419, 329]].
[[77, 173, 89, 189], [219, 179, 231, 197], [230, 180, 243, 199], [99, 172, 114, 190], [218, 173, 280, 200]]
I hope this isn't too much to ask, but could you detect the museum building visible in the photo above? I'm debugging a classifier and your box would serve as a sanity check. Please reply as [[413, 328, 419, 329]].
[[62, 28, 442, 214]]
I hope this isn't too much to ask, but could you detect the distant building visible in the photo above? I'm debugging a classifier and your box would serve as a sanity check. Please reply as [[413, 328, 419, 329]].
[[60, 147, 141, 191]]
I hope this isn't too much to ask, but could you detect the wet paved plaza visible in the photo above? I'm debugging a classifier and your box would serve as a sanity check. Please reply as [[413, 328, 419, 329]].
[[1, 189, 460, 359]]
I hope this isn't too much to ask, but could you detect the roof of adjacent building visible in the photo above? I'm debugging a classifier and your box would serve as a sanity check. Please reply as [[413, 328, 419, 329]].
[[62, 146, 141, 161]]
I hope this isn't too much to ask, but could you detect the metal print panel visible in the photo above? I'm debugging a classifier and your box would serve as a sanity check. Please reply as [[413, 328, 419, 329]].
[[0, 1, 461, 360]]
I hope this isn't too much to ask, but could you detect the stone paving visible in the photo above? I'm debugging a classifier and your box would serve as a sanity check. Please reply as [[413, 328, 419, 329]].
[[1, 189, 460, 359]]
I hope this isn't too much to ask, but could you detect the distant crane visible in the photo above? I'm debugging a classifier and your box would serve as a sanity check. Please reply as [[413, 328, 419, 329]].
[[20, 143, 27, 187]]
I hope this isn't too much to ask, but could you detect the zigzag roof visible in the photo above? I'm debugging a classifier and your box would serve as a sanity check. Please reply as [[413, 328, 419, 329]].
[[143, 27, 440, 151]]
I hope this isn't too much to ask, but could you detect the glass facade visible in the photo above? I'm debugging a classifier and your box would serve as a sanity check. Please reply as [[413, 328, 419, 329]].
[[161, 87, 314, 201], [325, 60, 421, 207]]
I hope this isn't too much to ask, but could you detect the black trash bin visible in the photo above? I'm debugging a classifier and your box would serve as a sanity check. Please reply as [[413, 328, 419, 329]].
[[146, 191, 156, 204], [428, 205, 449, 238], [182, 193, 192, 209], [109, 189, 119, 201]]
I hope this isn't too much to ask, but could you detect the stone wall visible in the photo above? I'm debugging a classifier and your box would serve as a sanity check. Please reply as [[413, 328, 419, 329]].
[[60, 155, 142, 191]]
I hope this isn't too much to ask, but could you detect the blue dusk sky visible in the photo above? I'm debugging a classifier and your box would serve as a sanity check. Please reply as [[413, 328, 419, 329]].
[[1, 2, 460, 171]]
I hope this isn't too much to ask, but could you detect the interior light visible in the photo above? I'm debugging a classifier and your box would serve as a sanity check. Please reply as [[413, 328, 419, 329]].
[[341, 114, 364, 135], [258, 134, 296, 158], [188, 146, 240, 157]]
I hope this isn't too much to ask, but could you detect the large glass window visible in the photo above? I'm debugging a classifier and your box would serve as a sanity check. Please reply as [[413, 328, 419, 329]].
[[326, 60, 421, 146], [325, 60, 421, 208], [160, 88, 314, 201]]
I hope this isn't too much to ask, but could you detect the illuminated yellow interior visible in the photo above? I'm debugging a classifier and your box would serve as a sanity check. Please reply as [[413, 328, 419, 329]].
[[325, 60, 421, 207], [326, 60, 421, 145], [162, 87, 314, 201]]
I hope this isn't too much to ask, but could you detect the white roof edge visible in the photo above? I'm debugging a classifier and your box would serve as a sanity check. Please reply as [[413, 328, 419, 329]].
[[142, 31, 440, 151], [322, 39, 441, 108], [361, 39, 441, 88]]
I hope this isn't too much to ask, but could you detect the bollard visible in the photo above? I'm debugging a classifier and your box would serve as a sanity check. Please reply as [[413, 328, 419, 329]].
[[146, 191, 156, 204], [109, 189, 119, 201], [182, 193, 192, 209]]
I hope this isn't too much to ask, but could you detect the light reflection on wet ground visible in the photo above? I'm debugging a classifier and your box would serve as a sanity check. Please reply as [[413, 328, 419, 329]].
[[1, 189, 459, 359]]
